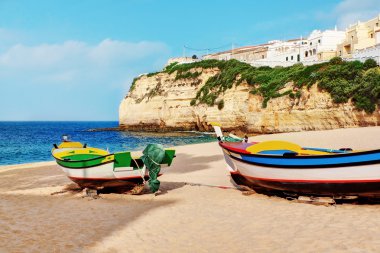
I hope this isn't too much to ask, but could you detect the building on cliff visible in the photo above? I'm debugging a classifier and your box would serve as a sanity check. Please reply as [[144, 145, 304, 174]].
[[337, 14, 380, 58], [201, 28, 346, 68], [199, 14, 380, 67], [166, 57, 199, 66], [250, 28, 345, 67], [301, 29, 346, 62], [353, 44, 380, 65], [202, 43, 271, 63], [251, 38, 307, 67]]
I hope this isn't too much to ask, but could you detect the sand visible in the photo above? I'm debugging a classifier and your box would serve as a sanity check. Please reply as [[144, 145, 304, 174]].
[[2, 127, 380, 253]]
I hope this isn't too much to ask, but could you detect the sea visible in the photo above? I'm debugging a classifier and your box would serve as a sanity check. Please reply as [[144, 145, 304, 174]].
[[0, 121, 216, 166]]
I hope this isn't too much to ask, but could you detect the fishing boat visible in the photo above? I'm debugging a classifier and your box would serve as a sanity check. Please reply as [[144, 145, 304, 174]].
[[52, 136, 175, 192], [211, 123, 380, 198]]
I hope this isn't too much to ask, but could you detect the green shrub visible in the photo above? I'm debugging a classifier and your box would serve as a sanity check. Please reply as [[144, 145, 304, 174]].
[[329, 57, 343, 65], [147, 72, 160, 77], [353, 96, 375, 113], [363, 58, 378, 70], [140, 58, 380, 112], [175, 71, 202, 80], [164, 62, 179, 72], [190, 98, 196, 106], [352, 68, 380, 113], [129, 77, 141, 92]]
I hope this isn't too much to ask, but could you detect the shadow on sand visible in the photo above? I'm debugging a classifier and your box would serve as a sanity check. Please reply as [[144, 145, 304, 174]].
[[0, 192, 177, 252], [229, 175, 380, 206], [167, 153, 223, 174]]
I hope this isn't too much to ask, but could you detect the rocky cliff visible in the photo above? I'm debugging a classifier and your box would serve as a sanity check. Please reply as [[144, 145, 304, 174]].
[[119, 61, 380, 133]]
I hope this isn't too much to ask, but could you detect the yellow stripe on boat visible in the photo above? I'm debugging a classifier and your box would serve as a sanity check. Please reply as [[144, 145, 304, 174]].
[[246, 140, 302, 154], [245, 140, 332, 155], [58, 142, 84, 148], [53, 147, 109, 159]]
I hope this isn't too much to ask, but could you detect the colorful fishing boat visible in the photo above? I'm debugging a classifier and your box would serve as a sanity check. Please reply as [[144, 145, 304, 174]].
[[211, 123, 380, 198], [52, 136, 175, 192]]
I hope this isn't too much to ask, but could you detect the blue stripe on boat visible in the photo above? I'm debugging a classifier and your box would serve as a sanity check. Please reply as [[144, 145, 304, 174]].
[[303, 147, 348, 154], [258, 150, 297, 155], [240, 152, 380, 167]]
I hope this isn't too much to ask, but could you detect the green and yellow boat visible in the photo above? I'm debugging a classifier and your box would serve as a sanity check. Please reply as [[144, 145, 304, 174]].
[[52, 138, 175, 191]]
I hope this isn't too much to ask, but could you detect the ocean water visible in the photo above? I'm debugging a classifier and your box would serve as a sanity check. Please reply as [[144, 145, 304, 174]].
[[0, 121, 216, 166]]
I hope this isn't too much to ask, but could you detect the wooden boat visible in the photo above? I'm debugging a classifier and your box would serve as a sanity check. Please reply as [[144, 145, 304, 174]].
[[211, 123, 380, 198], [52, 138, 175, 190]]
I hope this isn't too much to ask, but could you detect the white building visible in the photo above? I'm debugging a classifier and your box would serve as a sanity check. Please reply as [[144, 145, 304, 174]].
[[202, 44, 271, 62], [166, 57, 199, 66], [353, 44, 380, 65], [251, 28, 346, 67], [252, 39, 307, 67], [301, 29, 346, 64]]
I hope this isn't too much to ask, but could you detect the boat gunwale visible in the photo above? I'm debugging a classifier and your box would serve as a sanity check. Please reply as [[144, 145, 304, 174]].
[[219, 142, 380, 159], [225, 148, 380, 169], [56, 159, 115, 169], [53, 152, 114, 163]]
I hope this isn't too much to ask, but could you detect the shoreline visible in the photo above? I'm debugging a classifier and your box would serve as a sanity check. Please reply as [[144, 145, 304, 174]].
[[3, 125, 380, 168], [0, 161, 55, 171]]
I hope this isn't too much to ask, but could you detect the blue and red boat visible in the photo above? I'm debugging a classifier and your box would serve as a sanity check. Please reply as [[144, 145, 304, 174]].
[[212, 123, 380, 198]]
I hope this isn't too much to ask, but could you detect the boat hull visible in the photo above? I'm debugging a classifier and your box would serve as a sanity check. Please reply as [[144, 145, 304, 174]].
[[57, 163, 166, 189], [68, 175, 151, 189], [222, 148, 380, 197]]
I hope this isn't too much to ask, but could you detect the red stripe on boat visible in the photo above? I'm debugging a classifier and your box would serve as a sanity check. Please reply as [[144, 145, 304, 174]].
[[68, 174, 163, 181], [232, 171, 380, 183], [219, 142, 256, 154]]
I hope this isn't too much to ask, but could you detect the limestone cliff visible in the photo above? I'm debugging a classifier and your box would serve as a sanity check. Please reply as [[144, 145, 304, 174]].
[[119, 68, 380, 133]]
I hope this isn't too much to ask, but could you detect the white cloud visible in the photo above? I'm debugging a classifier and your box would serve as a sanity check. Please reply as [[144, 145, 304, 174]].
[[335, 0, 380, 29], [89, 39, 167, 66], [0, 39, 168, 71], [0, 37, 170, 120], [0, 38, 169, 87]]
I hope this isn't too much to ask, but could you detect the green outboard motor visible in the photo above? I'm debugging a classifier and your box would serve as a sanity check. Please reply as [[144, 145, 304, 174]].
[[141, 144, 166, 193]]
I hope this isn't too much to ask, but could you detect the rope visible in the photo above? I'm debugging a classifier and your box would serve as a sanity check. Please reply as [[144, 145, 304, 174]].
[[184, 182, 239, 190], [132, 157, 146, 184], [146, 155, 160, 166]]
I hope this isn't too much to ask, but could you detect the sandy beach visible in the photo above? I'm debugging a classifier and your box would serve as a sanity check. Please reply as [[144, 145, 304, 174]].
[[2, 127, 380, 253]]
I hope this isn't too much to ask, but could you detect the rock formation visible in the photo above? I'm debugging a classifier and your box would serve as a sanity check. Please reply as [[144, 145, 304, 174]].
[[119, 68, 380, 133]]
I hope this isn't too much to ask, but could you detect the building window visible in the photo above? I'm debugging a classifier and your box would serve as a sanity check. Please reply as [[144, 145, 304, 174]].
[[310, 42, 312, 45], [318, 39, 321, 44], [305, 51, 308, 57], [291, 56, 294, 60], [376, 22, 379, 27], [370, 33, 374, 38], [313, 49, 316, 55], [286, 57, 288, 61], [339, 50, 342, 56], [261, 55, 264, 59], [309, 50, 312, 55]]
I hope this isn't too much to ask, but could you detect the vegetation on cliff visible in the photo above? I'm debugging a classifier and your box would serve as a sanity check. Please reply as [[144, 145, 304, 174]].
[[135, 58, 380, 113]]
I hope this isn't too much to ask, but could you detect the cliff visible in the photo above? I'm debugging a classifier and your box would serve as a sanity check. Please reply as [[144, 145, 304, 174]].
[[119, 59, 380, 133]]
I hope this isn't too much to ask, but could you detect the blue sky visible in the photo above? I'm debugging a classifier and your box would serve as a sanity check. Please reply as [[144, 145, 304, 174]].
[[0, 0, 379, 121]]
